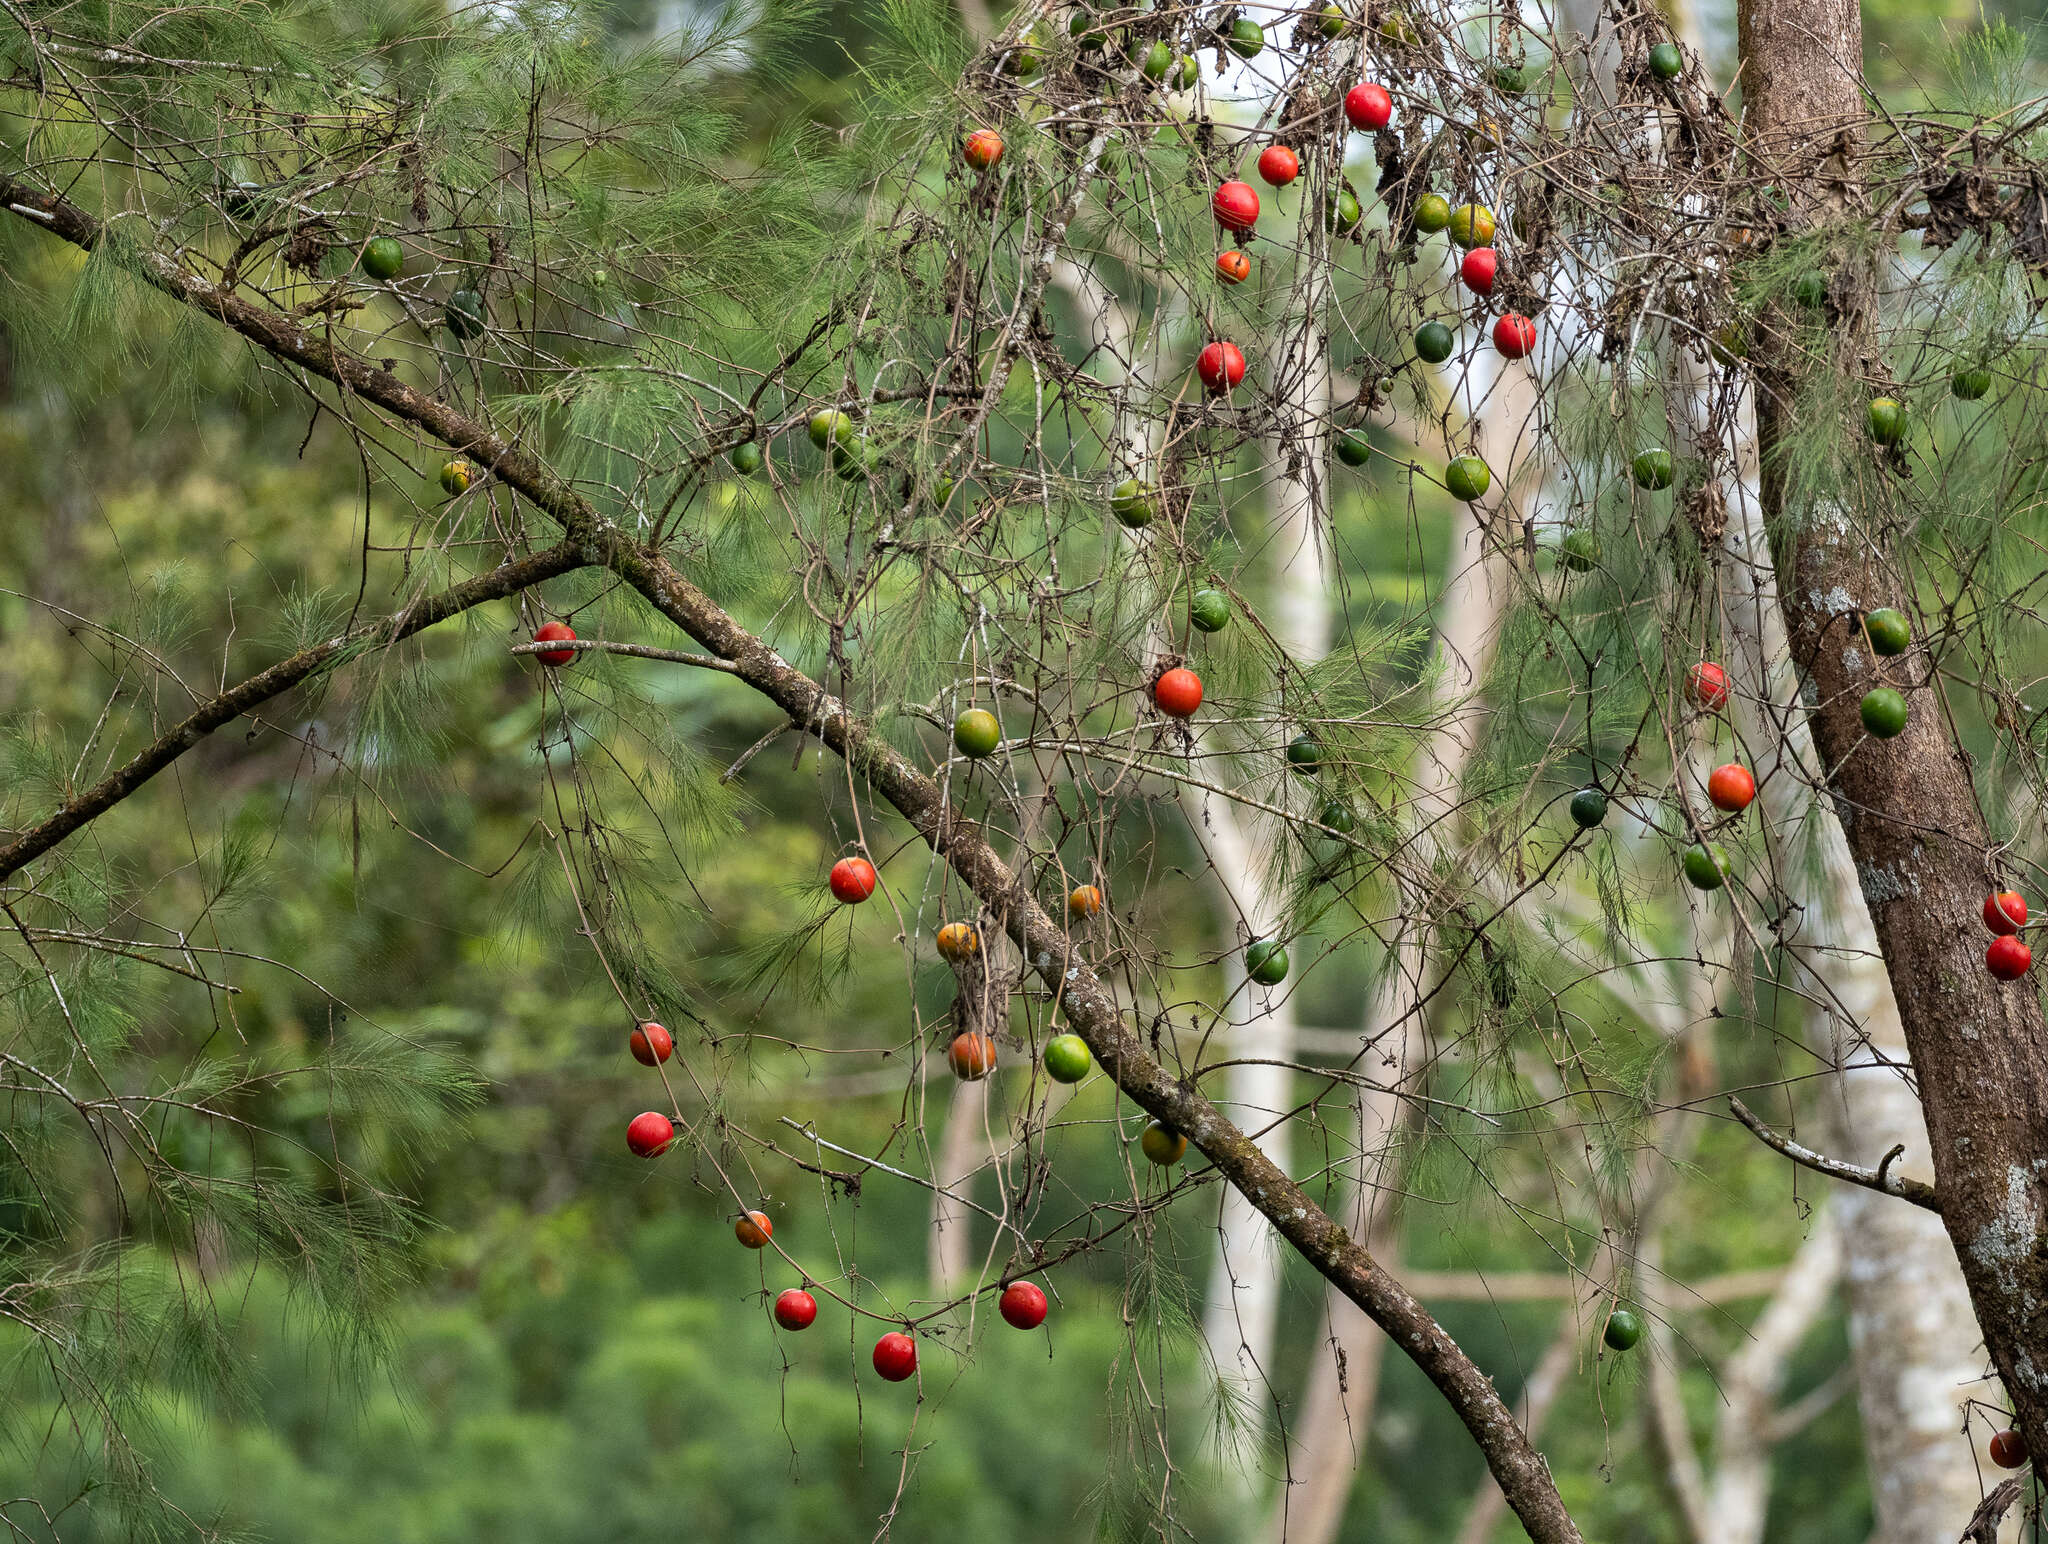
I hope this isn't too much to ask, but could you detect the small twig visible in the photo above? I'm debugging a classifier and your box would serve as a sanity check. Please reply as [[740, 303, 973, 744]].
[[721, 722, 794, 784], [1729, 1098, 1941, 1212], [507, 637, 741, 673]]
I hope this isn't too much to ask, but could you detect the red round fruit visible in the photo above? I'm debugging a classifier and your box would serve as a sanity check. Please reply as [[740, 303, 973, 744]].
[[1990, 1428, 2029, 1469], [1216, 249, 1251, 285], [1988, 935, 2032, 981], [1197, 340, 1247, 394], [947, 1030, 998, 1081], [626, 1110, 674, 1158], [1492, 313, 1536, 359], [1459, 247, 1497, 296], [1256, 145, 1300, 187], [735, 1209, 773, 1248], [829, 856, 878, 904], [629, 1021, 674, 1066], [962, 129, 1003, 171], [1707, 763, 1756, 813], [1344, 82, 1393, 131], [999, 1280, 1048, 1330], [1212, 180, 1260, 233], [1686, 661, 1730, 711], [1985, 891, 2028, 935], [533, 620, 577, 667], [773, 1288, 817, 1331], [1153, 667, 1204, 718], [873, 1331, 918, 1382]]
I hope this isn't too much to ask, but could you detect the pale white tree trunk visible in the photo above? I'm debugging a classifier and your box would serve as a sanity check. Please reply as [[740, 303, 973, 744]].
[[929, 1077, 988, 1292]]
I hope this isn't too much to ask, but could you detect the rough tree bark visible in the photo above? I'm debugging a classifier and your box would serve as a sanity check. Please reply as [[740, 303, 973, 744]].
[[1736, 0, 2048, 1460]]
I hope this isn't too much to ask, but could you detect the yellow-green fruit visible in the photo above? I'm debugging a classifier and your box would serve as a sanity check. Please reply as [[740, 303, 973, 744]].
[[1447, 204, 1495, 249]]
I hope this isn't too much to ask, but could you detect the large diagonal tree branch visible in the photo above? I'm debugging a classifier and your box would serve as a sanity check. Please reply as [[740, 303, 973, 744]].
[[0, 175, 1588, 1544]]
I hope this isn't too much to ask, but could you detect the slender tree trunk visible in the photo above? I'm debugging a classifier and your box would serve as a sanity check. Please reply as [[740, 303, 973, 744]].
[[929, 1078, 988, 1293], [1736, 0, 2048, 1463]]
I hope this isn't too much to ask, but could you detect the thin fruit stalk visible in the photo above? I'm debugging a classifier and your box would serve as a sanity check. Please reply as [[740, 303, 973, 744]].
[[1737, 0, 2048, 1459]]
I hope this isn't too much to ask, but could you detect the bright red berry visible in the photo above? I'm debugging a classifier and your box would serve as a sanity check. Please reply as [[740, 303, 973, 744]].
[[1256, 145, 1300, 187], [1459, 247, 1497, 296], [1153, 667, 1204, 718], [1707, 763, 1756, 813], [773, 1288, 817, 1331], [626, 1111, 674, 1157], [829, 856, 878, 904], [1686, 662, 1730, 711], [1991, 1428, 2030, 1469], [873, 1331, 918, 1382], [1988, 935, 2032, 981], [1197, 340, 1247, 394], [1344, 82, 1393, 131], [1212, 180, 1260, 233], [630, 1022, 674, 1065], [1985, 891, 2028, 935], [533, 620, 577, 667], [1216, 249, 1251, 284], [999, 1281, 1048, 1329], [1492, 313, 1536, 359]]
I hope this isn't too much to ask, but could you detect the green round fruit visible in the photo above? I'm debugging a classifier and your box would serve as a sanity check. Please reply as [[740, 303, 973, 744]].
[[1863, 607, 1910, 656], [1952, 367, 1993, 401], [1326, 188, 1363, 235], [1415, 321, 1456, 364], [1043, 1033, 1093, 1084], [1140, 1121, 1188, 1166], [443, 288, 487, 340], [1226, 17, 1265, 57], [932, 473, 956, 506], [1630, 448, 1674, 491], [1447, 203, 1495, 248], [1859, 687, 1908, 738], [1319, 800, 1356, 835], [1682, 843, 1731, 891], [729, 441, 763, 475], [1413, 193, 1452, 234], [1336, 430, 1373, 468], [809, 410, 855, 451], [831, 437, 875, 479], [1867, 397, 1907, 446], [1111, 477, 1157, 528], [1792, 270, 1829, 311], [1445, 455, 1491, 501], [1569, 786, 1608, 829], [1171, 53, 1199, 90], [1286, 733, 1323, 775], [1315, 4, 1347, 38], [439, 460, 474, 497], [1490, 59, 1526, 92], [1245, 938, 1289, 985], [1603, 1307, 1643, 1350], [361, 237, 404, 281], [1559, 529, 1602, 572], [1142, 40, 1173, 80], [1648, 42, 1682, 79], [953, 707, 1002, 758], [1190, 589, 1231, 633], [1070, 9, 1103, 47]]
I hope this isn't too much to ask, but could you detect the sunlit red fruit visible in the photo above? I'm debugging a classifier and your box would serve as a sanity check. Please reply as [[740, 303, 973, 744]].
[[1344, 82, 1393, 131], [1153, 667, 1204, 718], [1256, 145, 1300, 187], [773, 1288, 817, 1331], [829, 856, 878, 904], [1212, 180, 1260, 232], [1197, 341, 1247, 394], [962, 129, 1003, 170], [1985, 891, 2028, 936], [1492, 313, 1536, 359], [735, 1210, 774, 1248], [533, 621, 577, 666], [948, 1031, 998, 1080], [873, 1331, 918, 1381], [1707, 764, 1756, 813], [1686, 661, 1730, 711], [629, 1022, 674, 1065], [1988, 935, 2032, 981], [999, 1281, 1048, 1329], [1459, 247, 1497, 296], [626, 1111, 674, 1157], [1991, 1428, 2030, 1469], [1216, 249, 1251, 285]]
